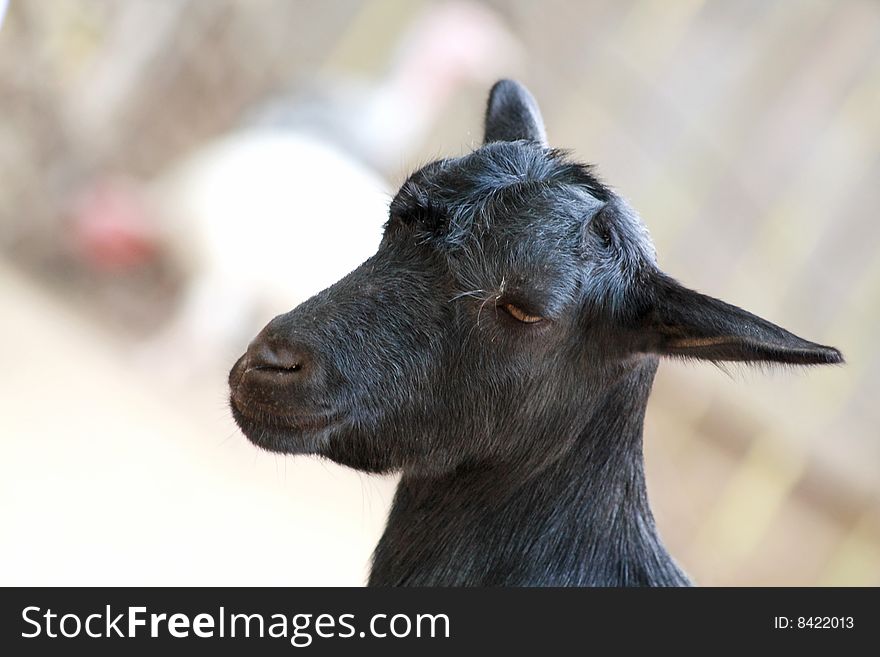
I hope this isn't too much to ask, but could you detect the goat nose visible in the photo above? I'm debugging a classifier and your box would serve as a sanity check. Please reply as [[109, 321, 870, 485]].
[[246, 337, 309, 374]]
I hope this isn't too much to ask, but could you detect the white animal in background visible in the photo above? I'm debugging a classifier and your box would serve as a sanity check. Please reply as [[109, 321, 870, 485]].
[[71, 1, 520, 377]]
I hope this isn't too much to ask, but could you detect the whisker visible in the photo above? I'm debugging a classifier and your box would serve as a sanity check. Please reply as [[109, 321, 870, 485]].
[[449, 288, 486, 302], [217, 430, 239, 447], [465, 292, 496, 344]]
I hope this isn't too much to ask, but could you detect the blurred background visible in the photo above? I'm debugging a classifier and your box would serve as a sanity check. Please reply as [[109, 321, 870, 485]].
[[1, 0, 877, 586]]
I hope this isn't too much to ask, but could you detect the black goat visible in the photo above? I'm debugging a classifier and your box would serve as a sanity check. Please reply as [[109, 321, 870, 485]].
[[229, 80, 842, 586]]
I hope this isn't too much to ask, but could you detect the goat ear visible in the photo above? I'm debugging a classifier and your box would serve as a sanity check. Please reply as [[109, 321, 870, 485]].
[[484, 79, 548, 145], [641, 273, 843, 365]]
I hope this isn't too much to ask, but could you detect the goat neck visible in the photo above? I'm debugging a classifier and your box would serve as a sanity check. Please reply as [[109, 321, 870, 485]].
[[369, 357, 691, 586]]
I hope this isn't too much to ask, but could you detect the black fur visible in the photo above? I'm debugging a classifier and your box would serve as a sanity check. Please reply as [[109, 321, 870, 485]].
[[228, 80, 842, 586]]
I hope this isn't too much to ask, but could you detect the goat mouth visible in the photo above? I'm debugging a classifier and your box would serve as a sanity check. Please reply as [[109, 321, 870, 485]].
[[229, 396, 338, 453]]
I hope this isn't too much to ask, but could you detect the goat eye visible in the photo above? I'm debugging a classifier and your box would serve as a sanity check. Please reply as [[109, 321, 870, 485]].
[[502, 303, 543, 324]]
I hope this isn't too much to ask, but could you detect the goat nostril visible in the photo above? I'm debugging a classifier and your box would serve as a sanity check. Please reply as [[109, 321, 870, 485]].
[[256, 362, 302, 373], [269, 360, 303, 373], [247, 338, 310, 374]]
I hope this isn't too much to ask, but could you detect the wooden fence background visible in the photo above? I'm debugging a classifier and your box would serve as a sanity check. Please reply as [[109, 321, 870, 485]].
[[1, 0, 877, 585]]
